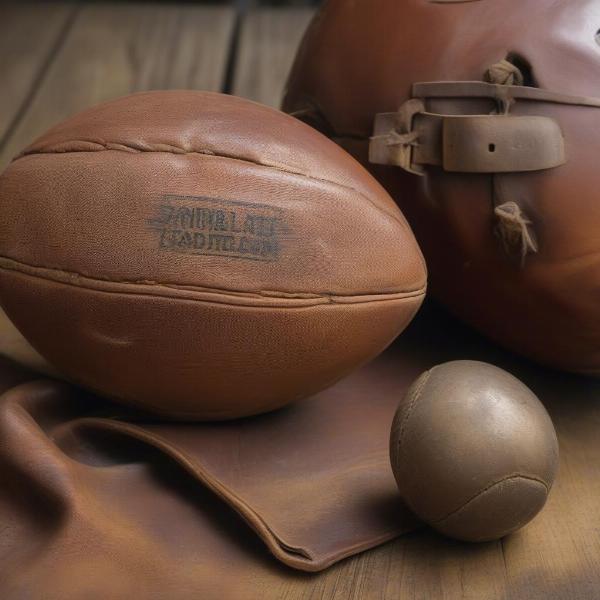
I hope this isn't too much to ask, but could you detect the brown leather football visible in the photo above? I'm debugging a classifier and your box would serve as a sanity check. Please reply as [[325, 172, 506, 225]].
[[0, 91, 426, 420], [284, 0, 600, 375]]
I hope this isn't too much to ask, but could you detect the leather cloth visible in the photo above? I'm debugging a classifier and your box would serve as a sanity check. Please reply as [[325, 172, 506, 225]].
[[0, 311, 422, 596]]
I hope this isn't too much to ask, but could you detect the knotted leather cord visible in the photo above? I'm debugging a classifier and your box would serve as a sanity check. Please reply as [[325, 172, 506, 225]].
[[485, 60, 538, 264], [370, 129, 419, 149], [493, 199, 538, 265], [484, 59, 525, 87]]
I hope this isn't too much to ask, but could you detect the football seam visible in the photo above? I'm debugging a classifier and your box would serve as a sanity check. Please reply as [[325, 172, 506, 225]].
[[14, 139, 407, 229], [432, 474, 550, 525], [0, 256, 427, 308]]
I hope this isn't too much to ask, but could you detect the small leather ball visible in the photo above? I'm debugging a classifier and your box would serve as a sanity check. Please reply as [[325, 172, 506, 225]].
[[389, 360, 559, 542]]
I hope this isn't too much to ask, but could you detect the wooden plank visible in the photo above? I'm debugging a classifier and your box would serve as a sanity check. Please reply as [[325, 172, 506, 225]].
[[0, 2, 235, 170], [0, 2, 75, 147], [232, 7, 315, 107]]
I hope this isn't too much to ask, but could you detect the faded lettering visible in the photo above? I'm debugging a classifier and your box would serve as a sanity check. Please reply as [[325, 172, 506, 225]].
[[148, 195, 285, 262]]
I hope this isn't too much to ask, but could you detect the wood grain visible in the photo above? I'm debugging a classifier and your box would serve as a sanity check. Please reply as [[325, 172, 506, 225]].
[[0, 2, 75, 148], [233, 7, 314, 107], [0, 2, 235, 169]]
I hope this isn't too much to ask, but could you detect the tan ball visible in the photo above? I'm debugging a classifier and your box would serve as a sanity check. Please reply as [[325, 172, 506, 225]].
[[389, 361, 559, 542]]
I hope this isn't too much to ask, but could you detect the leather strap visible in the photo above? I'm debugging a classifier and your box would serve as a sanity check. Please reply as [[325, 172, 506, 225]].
[[370, 111, 565, 175], [413, 81, 600, 109], [369, 80, 600, 175]]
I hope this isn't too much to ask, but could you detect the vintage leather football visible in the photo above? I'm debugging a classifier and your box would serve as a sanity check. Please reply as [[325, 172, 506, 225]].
[[0, 91, 426, 420], [284, 0, 600, 375], [390, 361, 559, 542]]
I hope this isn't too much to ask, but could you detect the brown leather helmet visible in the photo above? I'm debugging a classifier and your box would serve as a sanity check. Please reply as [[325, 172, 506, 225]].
[[284, 0, 600, 375]]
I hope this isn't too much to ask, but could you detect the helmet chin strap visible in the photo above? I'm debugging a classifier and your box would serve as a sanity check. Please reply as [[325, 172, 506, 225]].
[[493, 195, 539, 266], [369, 60, 600, 265], [370, 59, 600, 175]]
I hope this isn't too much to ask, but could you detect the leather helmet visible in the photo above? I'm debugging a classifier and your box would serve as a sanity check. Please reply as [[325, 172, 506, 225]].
[[284, 0, 600, 374]]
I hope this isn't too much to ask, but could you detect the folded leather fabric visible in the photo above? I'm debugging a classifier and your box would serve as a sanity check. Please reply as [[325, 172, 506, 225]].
[[0, 314, 426, 598]]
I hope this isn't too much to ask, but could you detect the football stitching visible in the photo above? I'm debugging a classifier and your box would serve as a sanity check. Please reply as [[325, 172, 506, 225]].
[[0, 256, 426, 307], [14, 140, 406, 230]]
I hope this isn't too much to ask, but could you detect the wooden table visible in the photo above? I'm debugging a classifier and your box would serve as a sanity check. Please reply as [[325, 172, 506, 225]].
[[1, 3, 599, 599]]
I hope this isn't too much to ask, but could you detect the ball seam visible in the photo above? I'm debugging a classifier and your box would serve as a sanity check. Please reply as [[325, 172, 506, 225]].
[[394, 367, 435, 462], [431, 473, 551, 525], [0, 257, 426, 307], [14, 141, 405, 229]]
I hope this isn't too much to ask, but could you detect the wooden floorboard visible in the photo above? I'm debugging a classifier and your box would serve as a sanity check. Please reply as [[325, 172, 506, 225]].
[[0, 2, 76, 151], [233, 7, 315, 107], [0, 2, 235, 169]]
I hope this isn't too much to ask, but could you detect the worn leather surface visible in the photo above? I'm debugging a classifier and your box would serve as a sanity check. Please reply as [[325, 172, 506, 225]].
[[390, 360, 559, 542], [283, 0, 600, 375], [0, 90, 426, 419]]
